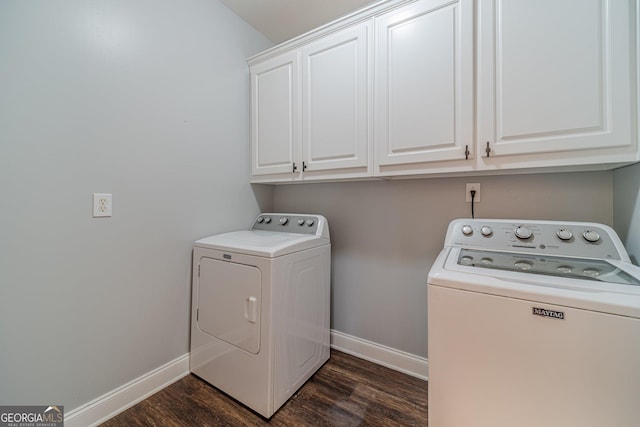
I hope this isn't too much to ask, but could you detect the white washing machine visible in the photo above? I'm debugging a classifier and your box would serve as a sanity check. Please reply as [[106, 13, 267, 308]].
[[427, 219, 640, 427], [190, 213, 330, 418]]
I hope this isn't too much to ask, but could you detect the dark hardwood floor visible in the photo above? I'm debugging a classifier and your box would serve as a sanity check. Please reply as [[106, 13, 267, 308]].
[[101, 350, 428, 426]]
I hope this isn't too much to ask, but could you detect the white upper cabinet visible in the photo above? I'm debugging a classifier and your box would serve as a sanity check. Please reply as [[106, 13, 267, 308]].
[[249, 0, 639, 183], [250, 51, 300, 179], [478, 0, 638, 167], [302, 23, 371, 175], [249, 22, 371, 183], [375, 0, 474, 175]]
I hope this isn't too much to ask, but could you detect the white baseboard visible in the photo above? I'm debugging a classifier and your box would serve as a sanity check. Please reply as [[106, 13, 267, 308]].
[[330, 330, 428, 381], [65, 354, 190, 427]]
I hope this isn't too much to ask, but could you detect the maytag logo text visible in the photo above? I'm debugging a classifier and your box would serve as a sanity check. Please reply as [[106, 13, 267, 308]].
[[532, 307, 565, 319]]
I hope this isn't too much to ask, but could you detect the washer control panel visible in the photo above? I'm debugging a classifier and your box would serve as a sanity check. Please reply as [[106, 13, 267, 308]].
[[252, 213, 320, 235], [447, 218, 624, 260]]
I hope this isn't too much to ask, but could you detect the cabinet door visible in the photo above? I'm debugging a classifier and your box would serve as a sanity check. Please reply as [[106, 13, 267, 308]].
[[375, 0, 474, 170], [479, 0, 635, 159], [301, 22, 371, 173], [250, 51, 300, 177]]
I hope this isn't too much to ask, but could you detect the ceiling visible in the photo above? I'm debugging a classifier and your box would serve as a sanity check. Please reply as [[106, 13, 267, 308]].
[[219, 0, 380, 44]]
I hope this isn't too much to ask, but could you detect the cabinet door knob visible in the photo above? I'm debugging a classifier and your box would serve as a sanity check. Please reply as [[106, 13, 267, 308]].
[[464, 145, 470, 160], [302, 161, 307, 171], [292, 162, 297, 173], [485, 141, 491, 158]]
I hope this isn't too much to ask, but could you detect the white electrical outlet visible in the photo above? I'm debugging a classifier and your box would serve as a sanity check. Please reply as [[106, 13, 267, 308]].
[[93, 193, 112, 217], [465, 183, 481, 202]]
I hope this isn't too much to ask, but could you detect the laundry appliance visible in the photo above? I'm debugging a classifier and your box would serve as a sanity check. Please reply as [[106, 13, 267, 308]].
[[190, 213, 330, 418], [428, 218, 640, 427]]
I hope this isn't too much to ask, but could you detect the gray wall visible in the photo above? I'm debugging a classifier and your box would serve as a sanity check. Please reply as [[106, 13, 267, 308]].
[[273, 172, 614, 357], [613, 162, 640, 265], [0, 0, 272, 411]]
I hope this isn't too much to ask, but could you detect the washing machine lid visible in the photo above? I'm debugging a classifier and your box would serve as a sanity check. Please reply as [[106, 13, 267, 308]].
[[455, 248, 640, 286], [428, 247, 640, 318], [194, 230, 328, 257]]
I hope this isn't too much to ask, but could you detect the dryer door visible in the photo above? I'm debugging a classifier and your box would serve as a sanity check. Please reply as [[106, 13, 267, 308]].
[[197, 257, 261, 354]]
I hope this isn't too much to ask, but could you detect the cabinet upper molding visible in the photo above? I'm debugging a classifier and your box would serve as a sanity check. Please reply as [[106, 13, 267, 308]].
[[247, 0, 421, 65]]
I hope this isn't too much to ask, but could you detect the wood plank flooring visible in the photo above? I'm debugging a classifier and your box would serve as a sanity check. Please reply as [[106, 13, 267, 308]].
[[101, 350, 428, 426]]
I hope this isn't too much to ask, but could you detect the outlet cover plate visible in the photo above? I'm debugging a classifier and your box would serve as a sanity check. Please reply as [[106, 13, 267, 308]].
[[93, 193, 112, 217], [465, 183, 481, 203]]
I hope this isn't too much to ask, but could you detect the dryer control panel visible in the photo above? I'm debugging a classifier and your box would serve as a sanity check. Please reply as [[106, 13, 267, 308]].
[[252, 213, 326, 237]]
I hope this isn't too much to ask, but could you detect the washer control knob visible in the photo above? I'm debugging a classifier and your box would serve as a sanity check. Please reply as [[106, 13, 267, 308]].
[[514, 260, 533, 270], [556, 229, 573, 241], [460, 255, 474, 265], [514, 226, 532, 239], [306, 219, 315, 226], [583, 230, 600, 243], [461, 225, 473, 236], [297, 218, 305, 226], [257, 217, 264, 223], [481, 226, 493, 237], [583, 268, 600, 277], [279, 217, 288, 225], [557, 265, 573, 274], [263, 216, 271, 224]]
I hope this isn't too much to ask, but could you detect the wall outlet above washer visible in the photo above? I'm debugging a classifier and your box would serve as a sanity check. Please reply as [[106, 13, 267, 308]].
[[465, 183, 481, 202]]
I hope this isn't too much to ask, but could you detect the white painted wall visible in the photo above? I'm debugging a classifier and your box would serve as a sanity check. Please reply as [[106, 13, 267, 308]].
[[613, 163, 640, 265], [273, 172, 613, 357], [0, 0, 272, 411]]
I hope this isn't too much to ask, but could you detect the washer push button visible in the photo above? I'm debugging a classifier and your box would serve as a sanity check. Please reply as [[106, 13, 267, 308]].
[[583, 230, 600, 243]]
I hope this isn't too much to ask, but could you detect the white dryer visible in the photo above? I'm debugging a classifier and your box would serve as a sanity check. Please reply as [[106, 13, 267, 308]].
[[190, 213, 330, 418]]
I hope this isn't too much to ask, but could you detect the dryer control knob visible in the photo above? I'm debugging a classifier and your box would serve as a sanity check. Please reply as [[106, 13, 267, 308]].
[[279, 217, 288, 225], [257, 217, 264, 223], [514, 226, 532, 239], [583, 230, 600, 243], [461, 225, 473, 236], [297, 219, 305, 226], [556, 229, 573, 241], [481, 226, 493, 237], [306, 219, 315, 226], [264, 216, 271, 224]]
